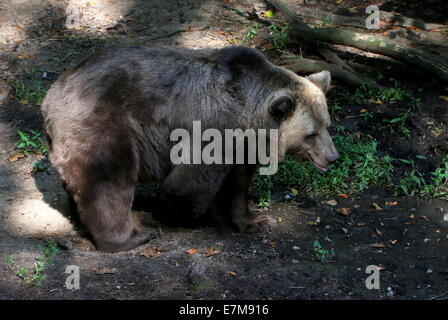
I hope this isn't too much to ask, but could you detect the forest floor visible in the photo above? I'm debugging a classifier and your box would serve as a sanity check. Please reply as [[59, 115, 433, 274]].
[[0, 0, 447, 299]]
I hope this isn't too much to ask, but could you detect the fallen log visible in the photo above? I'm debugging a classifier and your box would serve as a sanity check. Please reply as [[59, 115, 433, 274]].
[[279, 55, 381, 88], [268, 0, 448, 83], [284, 6, 448, 31]]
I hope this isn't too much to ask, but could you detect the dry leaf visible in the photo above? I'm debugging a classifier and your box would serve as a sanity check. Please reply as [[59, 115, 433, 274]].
[[371, 202, 382, 211], [337, 193, 349, 199], [324, 199, 338, 206], [290, 188, 298, 196], [204, 247, 221, 256], [409, 213, 416, 219], [390, 240, 398, 245], [385, 201, 398, 206], [356, 222, 365, 226], [420, 216, 429, 221], [265, 10, 274, 18], [371, 243, 386, 248], [7, 153, 25, 162], [375, 228, 383, 236], [91, 267, 118, 275], [140, 246, 163, 258], [186, 248, 198, 255], [227, 271, 237, 276], [268, 241, 277, 247], [337, 208, 351, 216], [440, 96, 448, 101]]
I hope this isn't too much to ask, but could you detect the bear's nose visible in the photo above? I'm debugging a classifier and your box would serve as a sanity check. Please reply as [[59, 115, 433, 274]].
[[327, 153, 340, 164]]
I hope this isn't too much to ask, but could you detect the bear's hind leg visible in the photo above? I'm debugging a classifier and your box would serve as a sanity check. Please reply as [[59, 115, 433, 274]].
[[72, 178, 154, 253], [56, 131, 154, 253]]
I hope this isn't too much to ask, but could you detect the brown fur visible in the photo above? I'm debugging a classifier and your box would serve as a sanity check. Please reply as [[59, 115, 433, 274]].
[[41, 46, 338, 252]]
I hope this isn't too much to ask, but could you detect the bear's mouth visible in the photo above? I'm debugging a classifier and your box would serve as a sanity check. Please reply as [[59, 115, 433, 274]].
[[308, 155, 329, 172], [292, 151, 329, 172]]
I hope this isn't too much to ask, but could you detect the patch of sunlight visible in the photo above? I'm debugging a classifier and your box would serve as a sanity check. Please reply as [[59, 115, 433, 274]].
[[5, 198, 73, 237]]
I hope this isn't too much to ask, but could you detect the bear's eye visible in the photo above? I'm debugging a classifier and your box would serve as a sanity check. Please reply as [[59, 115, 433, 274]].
[[306, 132, 318, 139]]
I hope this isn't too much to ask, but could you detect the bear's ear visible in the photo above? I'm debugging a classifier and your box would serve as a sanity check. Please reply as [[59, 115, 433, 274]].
[[306, 71, 331, 93], [270, 96, 296, 121], [215, 46, 268, 81]]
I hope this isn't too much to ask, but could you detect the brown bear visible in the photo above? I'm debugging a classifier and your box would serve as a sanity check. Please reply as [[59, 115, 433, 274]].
[[41, 46, 339, 252]]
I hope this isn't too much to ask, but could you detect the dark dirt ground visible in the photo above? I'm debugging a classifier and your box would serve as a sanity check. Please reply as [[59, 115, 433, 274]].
[[0, 0, 447, 300]]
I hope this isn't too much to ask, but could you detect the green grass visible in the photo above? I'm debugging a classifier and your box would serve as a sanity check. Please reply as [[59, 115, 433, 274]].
[[348, 83, 419, 108], [252, 131, 448, 202], [313, 240, 335, 262], [14, 74, 47, 105], [4, 240, 60, 287], [253, 131, 394, 200], [397, 157, 448, 198], [251, 174, 273, 207], [382, 110, 412, 138], [15, 129, 48, 155], [245, 23, 260, 42], [268, 24, 289, 49]]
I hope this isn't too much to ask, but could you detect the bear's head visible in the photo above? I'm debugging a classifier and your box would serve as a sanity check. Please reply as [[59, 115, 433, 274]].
[[271, 70, 339, 171], [215, 47, 339, 171]]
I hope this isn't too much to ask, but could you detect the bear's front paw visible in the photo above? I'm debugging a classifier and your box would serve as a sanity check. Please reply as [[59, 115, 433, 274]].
[[235, 215, 276, 233]]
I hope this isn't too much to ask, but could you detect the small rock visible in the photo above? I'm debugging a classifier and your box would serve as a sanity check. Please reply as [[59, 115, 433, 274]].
[[292, 246, 300, 251], [424, 238, 431, 243], [427, 269, 433, 274], [188, 264, 209, 286], [443, 213, 448, 222], [191, 264, 207, 276], [283, 193, 292, 201]]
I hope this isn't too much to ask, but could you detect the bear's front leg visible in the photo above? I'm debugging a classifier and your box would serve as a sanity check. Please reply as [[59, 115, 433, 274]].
[[217, 165, 275, 233]]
